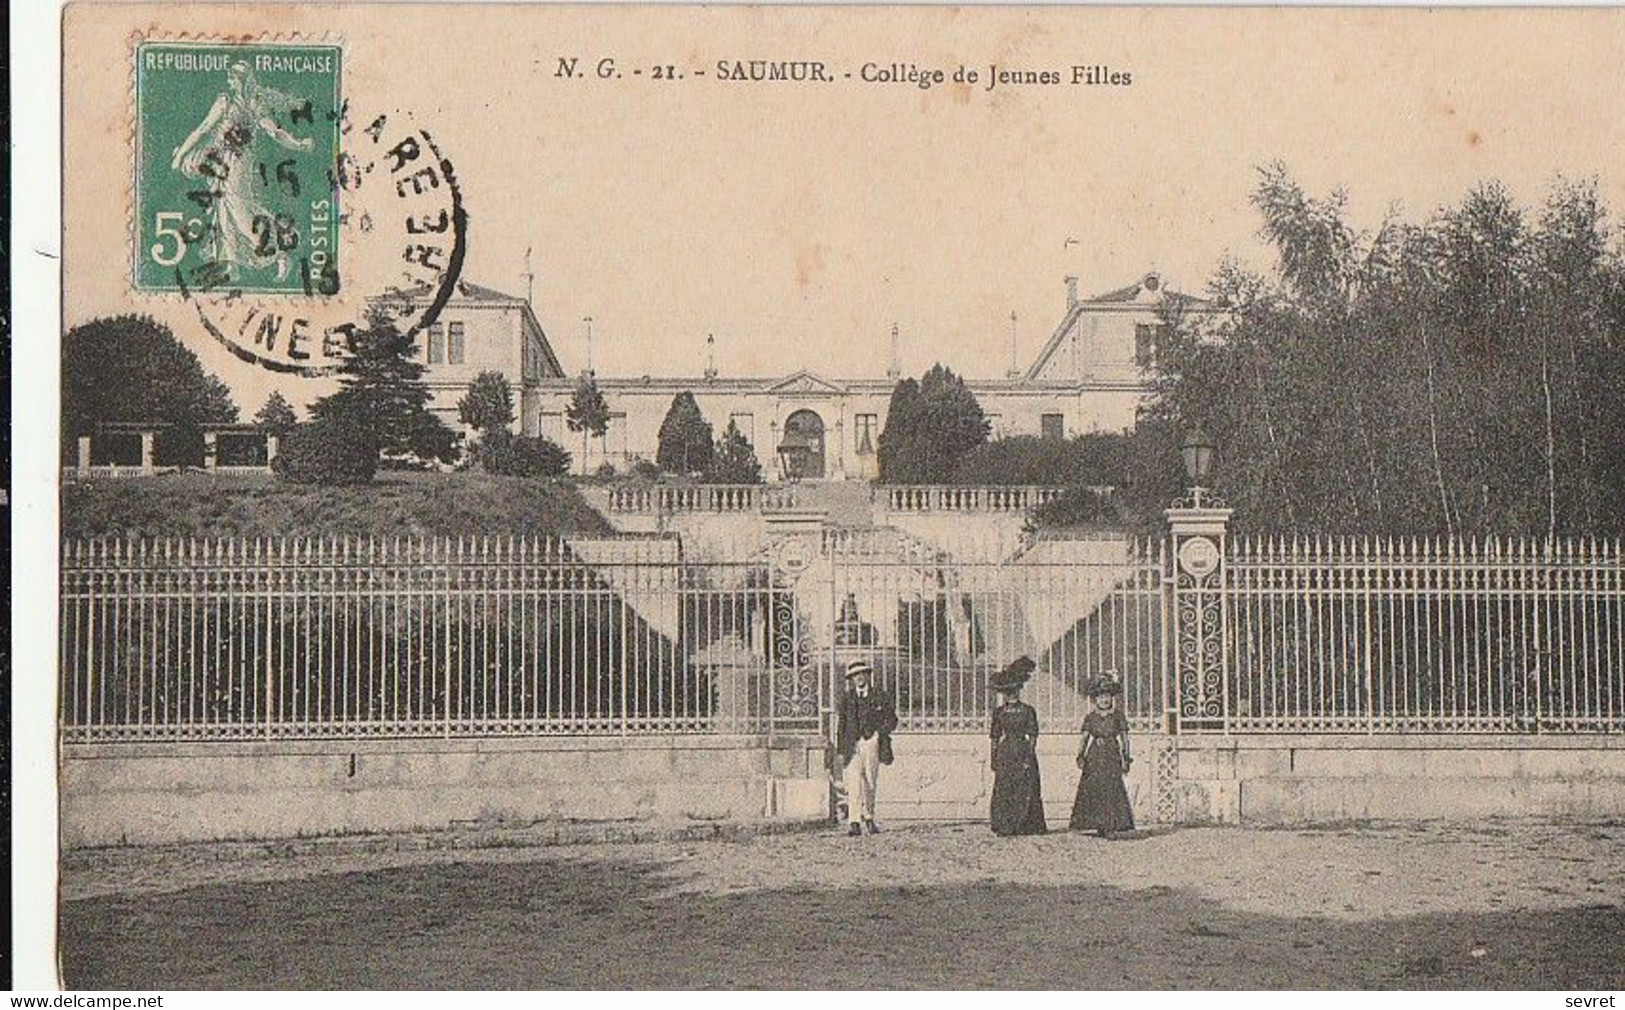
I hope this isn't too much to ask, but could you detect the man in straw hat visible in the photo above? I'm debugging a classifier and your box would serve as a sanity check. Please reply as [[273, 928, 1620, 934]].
[[835, 659, 899, 837]]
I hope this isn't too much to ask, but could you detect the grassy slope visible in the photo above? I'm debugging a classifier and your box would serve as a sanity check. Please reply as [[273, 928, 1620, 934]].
[[60, 472, 614, 539]]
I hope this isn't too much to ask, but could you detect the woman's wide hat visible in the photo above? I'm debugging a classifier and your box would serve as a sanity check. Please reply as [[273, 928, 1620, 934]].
[[989, 655, 1036, 692], [1086, 673, 1124, 698]]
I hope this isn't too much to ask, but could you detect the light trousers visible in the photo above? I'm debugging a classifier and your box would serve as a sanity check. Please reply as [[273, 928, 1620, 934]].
[[843, 733, 882, 824]]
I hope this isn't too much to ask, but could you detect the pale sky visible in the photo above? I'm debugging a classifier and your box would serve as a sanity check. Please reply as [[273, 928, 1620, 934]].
[[63, 4, 1625, 409]]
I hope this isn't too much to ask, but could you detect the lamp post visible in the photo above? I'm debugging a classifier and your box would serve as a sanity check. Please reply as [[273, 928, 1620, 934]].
[[1164, 426, 1232, 735], [1180, 427, 1217, 508]]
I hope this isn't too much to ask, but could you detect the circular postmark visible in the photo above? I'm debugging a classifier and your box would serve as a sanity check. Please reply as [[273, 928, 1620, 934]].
[[181, 105, 467, 375]]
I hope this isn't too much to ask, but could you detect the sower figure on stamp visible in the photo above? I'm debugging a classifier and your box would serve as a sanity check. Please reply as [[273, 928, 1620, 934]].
[[835, 660, 899, 837]]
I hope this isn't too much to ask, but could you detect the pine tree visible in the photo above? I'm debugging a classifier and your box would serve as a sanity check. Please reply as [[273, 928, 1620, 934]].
[[704, 418, 763, 484], [309, 315, 457, 465], [656, 391, 715, 474], [253, 391, 299, 435]]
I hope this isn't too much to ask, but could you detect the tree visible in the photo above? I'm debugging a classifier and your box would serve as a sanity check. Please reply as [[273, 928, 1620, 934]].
[[876, 378, 921, 483], [565, 373, 611, 467], [703, 418, 763, 484], [253, 391, 299, 435], [62, 315, 238, 465], [309, 315, 458, 467], [1133, 164, 1625, 537], [656, 391, 715, 474], [876, 366, 989, 483], [457, 371, 515, 434]]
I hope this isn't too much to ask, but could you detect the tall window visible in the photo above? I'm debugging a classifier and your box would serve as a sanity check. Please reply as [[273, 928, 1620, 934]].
[[854, 413, 878, 454], [1041, 413, 1064, 441], [447, 321, 466, 364], [1135, 323, 1169, 368], [426, 323, 445, 364]]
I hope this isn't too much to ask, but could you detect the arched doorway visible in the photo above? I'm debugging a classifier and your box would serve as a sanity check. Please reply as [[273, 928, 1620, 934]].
[[778, 409, 826, 480]]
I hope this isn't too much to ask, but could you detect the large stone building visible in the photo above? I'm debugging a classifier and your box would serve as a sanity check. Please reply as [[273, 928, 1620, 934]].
[[420, 272, 1214, 480]]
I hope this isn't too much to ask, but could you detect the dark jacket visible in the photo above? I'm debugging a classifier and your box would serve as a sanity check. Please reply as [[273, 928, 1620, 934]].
[[836, 687, 899, 764]]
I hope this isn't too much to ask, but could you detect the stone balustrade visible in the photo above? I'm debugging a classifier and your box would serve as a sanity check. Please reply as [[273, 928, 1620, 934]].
[[606, 484, 800, 515], [879, 485, 1090, 514]]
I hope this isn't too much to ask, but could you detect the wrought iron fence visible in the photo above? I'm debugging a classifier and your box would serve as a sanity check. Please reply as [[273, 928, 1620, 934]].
[[1225, 536, 1625, 733], [60, 536, 814, 742], [824, 531, 1169, 734], [58, 528, 1625, 744]]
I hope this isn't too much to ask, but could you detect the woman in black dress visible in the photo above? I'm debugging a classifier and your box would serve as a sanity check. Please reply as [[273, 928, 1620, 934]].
[[988, 657, 1047, 836], [1069, 675, 1134, 836]]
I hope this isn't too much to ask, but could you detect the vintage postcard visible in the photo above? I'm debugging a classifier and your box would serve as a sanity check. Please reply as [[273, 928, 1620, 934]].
[[37, 1, 1625, 992]]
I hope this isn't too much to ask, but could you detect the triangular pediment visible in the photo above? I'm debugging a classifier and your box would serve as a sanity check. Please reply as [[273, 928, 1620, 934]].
[[764, 369, 847, 394]]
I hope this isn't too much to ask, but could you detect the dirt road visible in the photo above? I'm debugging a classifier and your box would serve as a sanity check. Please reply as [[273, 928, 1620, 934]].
[[60, 819, 1625, 988]]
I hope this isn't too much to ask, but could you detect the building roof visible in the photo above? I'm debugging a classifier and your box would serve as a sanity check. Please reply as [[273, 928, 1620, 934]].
[[1023, 271, 1218, 382], [378, 279, 566, 378]]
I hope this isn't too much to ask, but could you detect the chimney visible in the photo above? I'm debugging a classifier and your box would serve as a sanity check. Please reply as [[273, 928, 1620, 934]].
[[1065, 275, 1079, 309], [887, 323, 901, 380], [705, 334, 717, 381]]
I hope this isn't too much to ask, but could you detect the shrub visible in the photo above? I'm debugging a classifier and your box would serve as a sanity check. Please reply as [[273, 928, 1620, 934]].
[[596, 461, 618, 479], [1030, 486, 1117, 528], [273, 418, 380, 485], [953, 433, 1128, 486], [476, 430, 571, 478], [630, 457, 662, 480]]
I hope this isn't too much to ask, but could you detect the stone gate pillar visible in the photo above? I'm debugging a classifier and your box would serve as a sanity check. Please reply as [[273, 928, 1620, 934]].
[[1164, 492, 1232, 733]]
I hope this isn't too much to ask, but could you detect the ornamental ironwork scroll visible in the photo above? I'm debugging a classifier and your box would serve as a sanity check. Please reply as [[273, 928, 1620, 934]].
[[766, 534, 821, 729], [1165, 498, 1232, 733]]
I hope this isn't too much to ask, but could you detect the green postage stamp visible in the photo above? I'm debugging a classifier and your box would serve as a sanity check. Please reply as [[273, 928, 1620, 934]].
[[134, 41, 342, 295]]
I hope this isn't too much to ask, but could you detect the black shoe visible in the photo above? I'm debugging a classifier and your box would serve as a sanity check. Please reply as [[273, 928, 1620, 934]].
[[864, 819, 880, 835], [848, 823, 863, 837]]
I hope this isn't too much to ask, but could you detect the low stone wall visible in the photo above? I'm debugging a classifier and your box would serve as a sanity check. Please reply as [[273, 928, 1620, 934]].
[[876, 734, 1159, 825], [876, 732, 1625, 827], [1173, 734, 1625, 824], [61, 735, 829, 848], [62, 731, 1625, 847]]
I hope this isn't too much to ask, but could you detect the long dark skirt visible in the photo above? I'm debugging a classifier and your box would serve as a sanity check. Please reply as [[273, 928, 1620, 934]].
[[1069, 737, 1134, 833], [990, 739, 1047, 836]]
